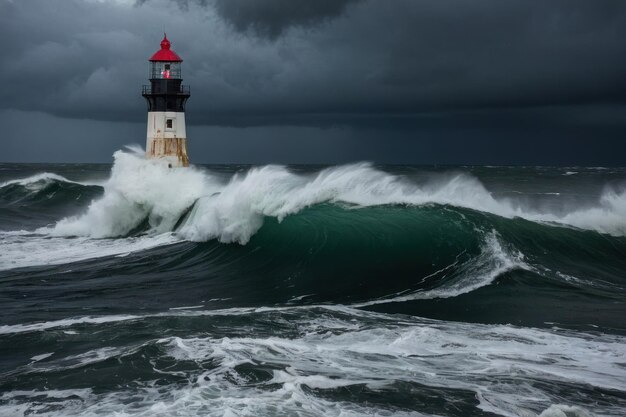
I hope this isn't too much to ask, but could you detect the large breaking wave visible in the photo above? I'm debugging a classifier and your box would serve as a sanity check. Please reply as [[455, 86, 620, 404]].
[[18, 147, 624, 242], [1, 148, 625, 309]]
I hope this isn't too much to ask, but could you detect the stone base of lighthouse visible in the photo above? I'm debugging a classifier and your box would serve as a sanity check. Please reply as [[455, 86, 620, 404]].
[[146, 111, 189, 167]]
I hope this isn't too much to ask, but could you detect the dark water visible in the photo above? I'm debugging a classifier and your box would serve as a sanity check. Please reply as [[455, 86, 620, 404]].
[[1, 152, 625, 416]]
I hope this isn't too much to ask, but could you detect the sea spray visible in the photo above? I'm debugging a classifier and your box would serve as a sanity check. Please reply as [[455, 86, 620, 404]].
[[48, 148, 214, 238]]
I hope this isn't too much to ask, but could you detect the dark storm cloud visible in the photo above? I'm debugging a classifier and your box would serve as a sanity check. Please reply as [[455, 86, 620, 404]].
[[1, 0, 626, 129], [140, 0, 361, 39], [212, 0, 361, 39]]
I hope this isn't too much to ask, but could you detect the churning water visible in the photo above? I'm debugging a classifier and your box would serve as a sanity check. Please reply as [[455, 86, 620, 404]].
[[1, 148, 625, 416]]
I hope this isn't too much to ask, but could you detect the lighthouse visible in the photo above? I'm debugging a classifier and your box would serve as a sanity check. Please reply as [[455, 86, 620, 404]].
[[142, 34, 191, 167]]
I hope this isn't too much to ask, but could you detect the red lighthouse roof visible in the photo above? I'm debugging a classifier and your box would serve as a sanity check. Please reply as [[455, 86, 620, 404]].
[[149, 34, 182, 62]]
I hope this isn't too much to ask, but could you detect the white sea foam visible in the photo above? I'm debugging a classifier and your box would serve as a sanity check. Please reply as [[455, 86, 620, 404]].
[[0, 230, 181, 271], [29, 352, 54, 362], [0, 306, 276, 335], [157, 313, 625, 416], [538, 404, 594, 417], [3, 307, 622, 416], [0, 314, 141, 335]]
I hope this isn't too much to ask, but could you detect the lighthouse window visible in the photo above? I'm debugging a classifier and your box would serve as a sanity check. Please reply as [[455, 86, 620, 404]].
[[166, 119, 173, 129]]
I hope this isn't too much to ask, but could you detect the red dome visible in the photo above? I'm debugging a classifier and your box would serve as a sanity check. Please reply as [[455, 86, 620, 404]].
[[149, 34, 182, 62]]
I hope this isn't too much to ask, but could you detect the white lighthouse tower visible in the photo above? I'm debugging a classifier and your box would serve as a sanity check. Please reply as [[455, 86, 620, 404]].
[[142, 34, 191, 167]]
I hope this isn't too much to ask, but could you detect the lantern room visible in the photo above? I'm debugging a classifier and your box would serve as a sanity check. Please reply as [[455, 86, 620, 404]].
[[149, 34, 183, 79]]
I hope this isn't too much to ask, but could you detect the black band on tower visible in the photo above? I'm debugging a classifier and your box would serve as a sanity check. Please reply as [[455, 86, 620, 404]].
[[142, 79, 190, 112]]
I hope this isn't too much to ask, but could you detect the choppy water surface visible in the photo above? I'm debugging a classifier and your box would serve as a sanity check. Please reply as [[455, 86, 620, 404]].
[[1, 150, 625, 416]]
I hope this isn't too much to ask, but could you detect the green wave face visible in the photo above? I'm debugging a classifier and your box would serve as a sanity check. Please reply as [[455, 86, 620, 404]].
[[200, 203, 626, 305]]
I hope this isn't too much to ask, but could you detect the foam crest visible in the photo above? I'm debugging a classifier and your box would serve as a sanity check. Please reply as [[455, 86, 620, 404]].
[[356, 230, 529, 305], [177, 162, 626, 243], [0, 173, 81, 189], [42, 151, 626, 245], [175, 163, 503, 243], [178, 164, 304, 243]]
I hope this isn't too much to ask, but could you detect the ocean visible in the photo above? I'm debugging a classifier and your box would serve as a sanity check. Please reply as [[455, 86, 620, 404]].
[[0, 148, 625, 416]]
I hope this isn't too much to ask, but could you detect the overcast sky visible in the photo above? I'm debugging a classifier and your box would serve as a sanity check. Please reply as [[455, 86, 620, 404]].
[[1, 0, 626, 164]]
